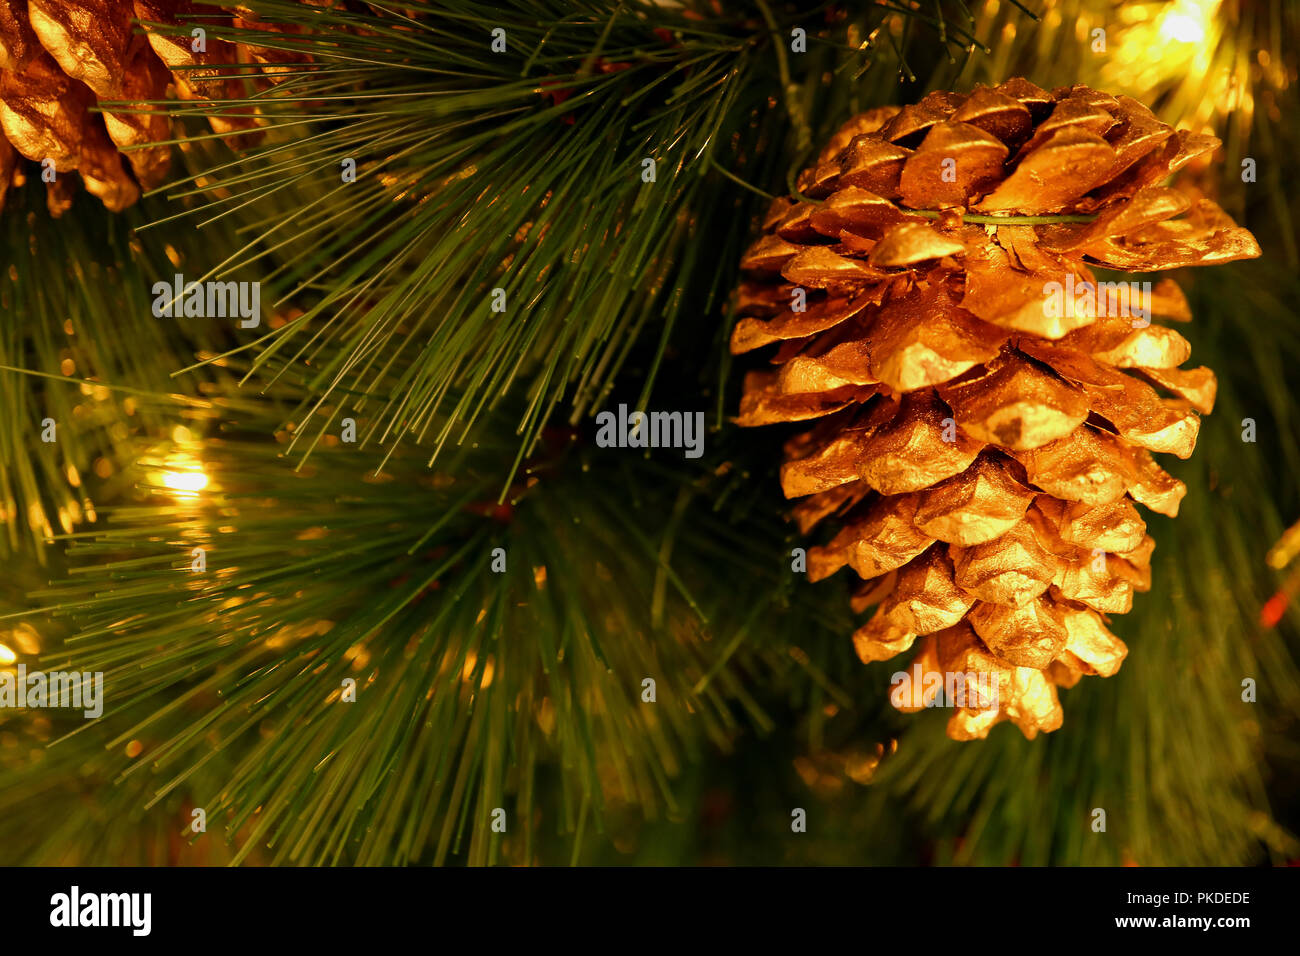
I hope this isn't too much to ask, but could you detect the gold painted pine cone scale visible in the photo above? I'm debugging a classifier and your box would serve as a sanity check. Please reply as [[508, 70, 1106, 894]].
[[0, 0, 313, 216], [732, 78, 1261, 740]]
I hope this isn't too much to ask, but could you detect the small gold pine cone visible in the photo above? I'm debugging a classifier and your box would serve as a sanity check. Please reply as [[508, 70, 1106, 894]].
[[731, 79, 1261, 740], [0, 0, 313, 216]]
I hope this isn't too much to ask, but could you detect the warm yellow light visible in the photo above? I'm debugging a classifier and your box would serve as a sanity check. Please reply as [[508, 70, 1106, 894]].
[[7, 624, 41, 656], [161, 470, 209, 494], [147, 448, 211, 499], [1158, 0, 1217, 45], [461, 651, 495, 688], [1162, 14, 1203, 43], [1097, 0, 1234, 133], [0, 644, 16, 666]]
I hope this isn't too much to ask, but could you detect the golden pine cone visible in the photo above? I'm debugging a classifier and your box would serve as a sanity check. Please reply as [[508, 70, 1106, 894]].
[[0, 0, 311, 217], [730, 79, 1261, 741]]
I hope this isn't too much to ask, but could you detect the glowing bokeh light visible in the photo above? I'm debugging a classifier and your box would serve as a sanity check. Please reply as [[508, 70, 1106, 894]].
[[161, 470, 209, 494]]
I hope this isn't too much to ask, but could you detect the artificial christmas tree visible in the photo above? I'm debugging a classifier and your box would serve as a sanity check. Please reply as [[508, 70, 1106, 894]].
[[0, 0, 1296, 870], [731, 79, 1260, 739]]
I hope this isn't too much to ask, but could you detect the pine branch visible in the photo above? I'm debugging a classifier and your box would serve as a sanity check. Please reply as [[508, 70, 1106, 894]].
[[0, 381, 859, 865], [134, 1, 1008, 491], [0, 182, 237, 561]]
